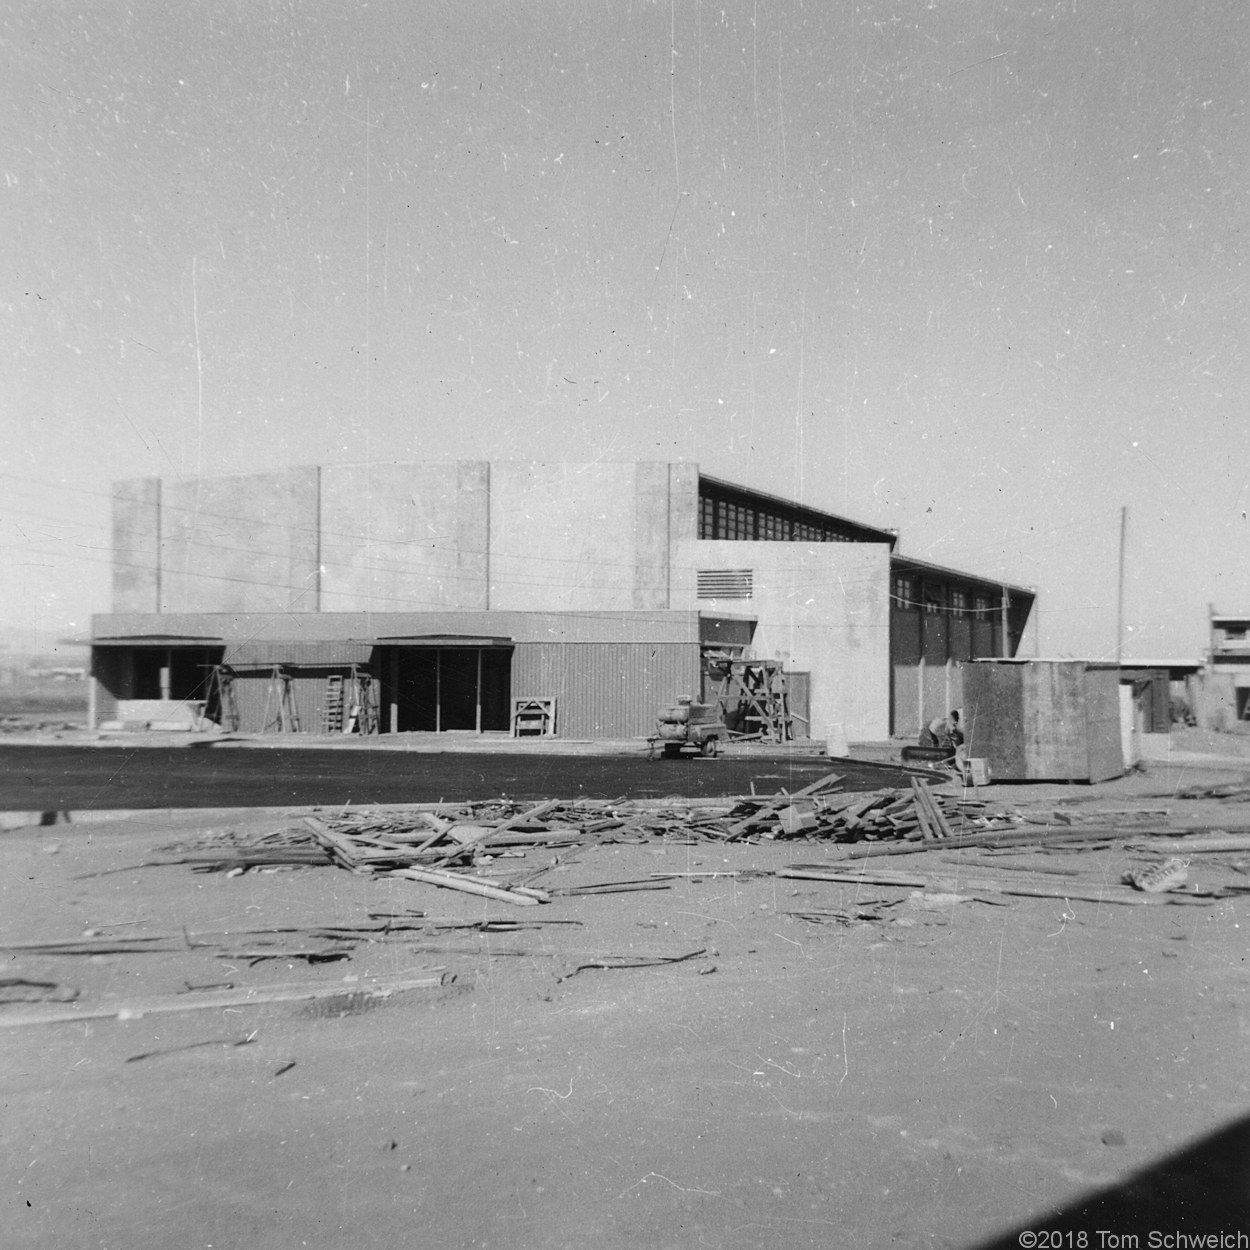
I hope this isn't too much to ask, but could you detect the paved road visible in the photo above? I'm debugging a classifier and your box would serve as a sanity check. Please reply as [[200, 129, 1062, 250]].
[[0, 745, 915, 812]]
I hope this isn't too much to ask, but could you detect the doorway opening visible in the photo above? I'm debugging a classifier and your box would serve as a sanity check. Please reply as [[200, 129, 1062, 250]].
[[379, 646, 512, 733]]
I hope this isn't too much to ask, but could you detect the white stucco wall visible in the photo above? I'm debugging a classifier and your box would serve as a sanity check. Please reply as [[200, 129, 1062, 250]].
[[673, 540, 893, 741]]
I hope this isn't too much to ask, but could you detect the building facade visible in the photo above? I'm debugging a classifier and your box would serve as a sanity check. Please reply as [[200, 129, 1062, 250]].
[[92, 460, 1034, 741]]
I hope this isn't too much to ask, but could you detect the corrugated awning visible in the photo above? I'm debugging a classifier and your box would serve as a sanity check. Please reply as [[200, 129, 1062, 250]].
[[372, 634, 513, 647], [93, 635, 224, 647], [222, 641, 373, 669]]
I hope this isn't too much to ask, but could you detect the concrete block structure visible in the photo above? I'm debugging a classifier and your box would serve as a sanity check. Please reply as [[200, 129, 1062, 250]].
[[1189, 611, 1250, 729], [92, 461, 1034, 741]]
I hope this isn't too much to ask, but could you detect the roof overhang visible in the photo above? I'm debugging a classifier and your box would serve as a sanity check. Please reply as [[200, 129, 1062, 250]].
[[371, 634, 514, 647], [890, 554, 1035, 600], [699, 474, 898, 547], [92, 635, 224, 646]]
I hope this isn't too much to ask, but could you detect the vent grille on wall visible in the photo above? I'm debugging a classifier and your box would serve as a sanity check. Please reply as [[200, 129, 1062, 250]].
[[697, 569, 753, 600]]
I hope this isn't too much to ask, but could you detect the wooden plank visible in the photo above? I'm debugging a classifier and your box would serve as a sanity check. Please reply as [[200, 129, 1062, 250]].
[[302, 815, 370, 869], [772, 867, 1218, 906], [430, 800, 562, 868], [389, 866, 543, 906], [912, 778, 954, 839], [723, 772, 844, 839], [910, 780, 937, 840], [1129, 834, 1250, 854], [0, 971, 448, 1029]]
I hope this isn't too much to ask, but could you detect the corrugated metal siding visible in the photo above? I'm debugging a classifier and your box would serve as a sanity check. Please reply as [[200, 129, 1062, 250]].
[[232, 670, 353, 734], [512, 642, 700, 738]]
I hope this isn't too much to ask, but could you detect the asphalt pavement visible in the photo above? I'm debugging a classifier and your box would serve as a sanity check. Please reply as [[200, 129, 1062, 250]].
[[0, 744, 918, 813]]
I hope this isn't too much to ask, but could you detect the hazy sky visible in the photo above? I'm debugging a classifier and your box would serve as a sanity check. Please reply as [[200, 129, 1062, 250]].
[[3, 1, 1247, 657]]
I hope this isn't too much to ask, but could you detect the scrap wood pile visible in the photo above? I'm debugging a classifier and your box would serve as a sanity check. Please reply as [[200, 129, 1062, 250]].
[[133, 772, 1026, 908], [136, 766, 1250, 909]]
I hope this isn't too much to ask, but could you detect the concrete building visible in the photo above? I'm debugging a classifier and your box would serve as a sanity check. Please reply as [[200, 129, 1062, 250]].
[[90, 461, 1034, 741], [1187, 611, 1250, 729]]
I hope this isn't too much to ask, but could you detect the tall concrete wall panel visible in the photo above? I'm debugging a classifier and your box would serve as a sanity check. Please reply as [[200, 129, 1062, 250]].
[[669, 462, 700, 543], [632, 461, 671, 610], [675, 540, 892, 741], [160, 468, 320, 614], [488, 462, 641, 612], [457, 461, 490, 609], [319, 461, 487, 612], [112, 478, 161, 613]]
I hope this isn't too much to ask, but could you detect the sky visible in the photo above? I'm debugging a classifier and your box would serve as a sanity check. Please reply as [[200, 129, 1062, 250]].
[[2, 0, 1247, 658]]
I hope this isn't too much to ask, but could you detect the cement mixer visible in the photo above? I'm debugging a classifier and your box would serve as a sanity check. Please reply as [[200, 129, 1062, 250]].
[[647, 696, 727, 759]]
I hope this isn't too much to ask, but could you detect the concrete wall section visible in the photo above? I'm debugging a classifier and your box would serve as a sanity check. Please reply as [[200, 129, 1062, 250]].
[[458, 461, 490, 609], [669, 463, 700, 543], [112, 478, 161, 613], [674, 540, 892, 741], [319, 462, 487, 612], [632, 462, 671, 610], [159, 468, 320, 614], [488, 462, 641, 612]]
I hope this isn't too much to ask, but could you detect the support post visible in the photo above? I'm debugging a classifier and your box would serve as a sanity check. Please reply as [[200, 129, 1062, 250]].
[[1115, 506, 1128, 666]]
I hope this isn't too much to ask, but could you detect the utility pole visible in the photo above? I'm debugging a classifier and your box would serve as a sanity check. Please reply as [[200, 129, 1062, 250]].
[[1115, 506, 1128, 666]]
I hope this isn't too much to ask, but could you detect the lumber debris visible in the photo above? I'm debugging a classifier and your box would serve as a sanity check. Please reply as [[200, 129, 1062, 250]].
[[389, 866, 547, 906], [0, 971, 450, 1029], [556, 947, 708, 981], [136, 786, 1250, 919], [0, 977, 78, 1004]]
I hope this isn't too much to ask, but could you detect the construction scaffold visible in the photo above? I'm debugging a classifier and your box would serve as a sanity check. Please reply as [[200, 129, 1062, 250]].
[[320, 665, 380, 736], [705, 656, 794, 744], [202, 662, 380, 736]]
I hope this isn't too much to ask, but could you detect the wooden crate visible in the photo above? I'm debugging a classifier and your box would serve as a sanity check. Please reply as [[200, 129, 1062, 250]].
[[961, 660, 1123, 783]]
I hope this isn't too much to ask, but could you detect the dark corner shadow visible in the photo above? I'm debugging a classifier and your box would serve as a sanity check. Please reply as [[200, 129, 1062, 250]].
[[969, 1112, 1250, 1248]]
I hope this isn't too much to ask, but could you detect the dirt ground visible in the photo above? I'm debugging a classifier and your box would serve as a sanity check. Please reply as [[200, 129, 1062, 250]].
[[4, 748, 1250, 1249]]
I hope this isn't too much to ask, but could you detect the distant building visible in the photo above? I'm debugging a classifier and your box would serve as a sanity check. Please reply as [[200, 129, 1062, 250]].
[[1193, 610, 1250, 728], [90, 461, 1034, 740]]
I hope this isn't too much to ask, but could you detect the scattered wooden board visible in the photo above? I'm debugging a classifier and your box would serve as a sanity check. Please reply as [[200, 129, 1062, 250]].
[[0, 971, 449, 1028]]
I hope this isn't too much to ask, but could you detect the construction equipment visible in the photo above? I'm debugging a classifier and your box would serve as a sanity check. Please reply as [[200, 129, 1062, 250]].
[[322, 667, 379, 735], [648, 697, 728, 759], [262, 666, 301, 734], [204, 664, 240, 733], [343, 665, 379, 735], [705, 657, 794, 743]]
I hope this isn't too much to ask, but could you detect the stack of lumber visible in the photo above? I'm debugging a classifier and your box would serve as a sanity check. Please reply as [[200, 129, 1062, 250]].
[[762, 778, 1016, 843]]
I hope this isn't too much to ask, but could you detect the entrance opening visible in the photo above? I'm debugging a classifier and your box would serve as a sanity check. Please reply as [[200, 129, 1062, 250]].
[[382, 647, 512, 733], [130, 647, 224, 703], [1237, 687, 1250, 723]]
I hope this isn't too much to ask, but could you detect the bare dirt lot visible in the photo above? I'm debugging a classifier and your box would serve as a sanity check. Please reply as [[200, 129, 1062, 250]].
[[5, 747, 1250, 1249]]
